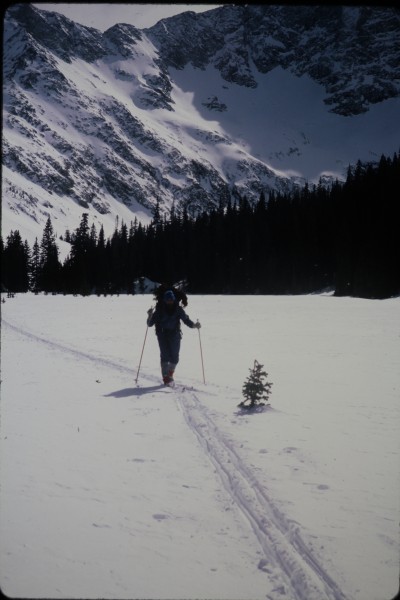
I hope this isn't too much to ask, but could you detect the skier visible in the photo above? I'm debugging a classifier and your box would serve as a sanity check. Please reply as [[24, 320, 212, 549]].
[[147, 288, 201, 385]]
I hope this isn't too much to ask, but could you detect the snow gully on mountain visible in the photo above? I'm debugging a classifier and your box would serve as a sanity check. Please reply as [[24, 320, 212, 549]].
[[3, 4, 400, 250]]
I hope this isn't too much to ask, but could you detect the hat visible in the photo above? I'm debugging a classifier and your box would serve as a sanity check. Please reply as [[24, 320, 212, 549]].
[[163, 290, 175, 302]]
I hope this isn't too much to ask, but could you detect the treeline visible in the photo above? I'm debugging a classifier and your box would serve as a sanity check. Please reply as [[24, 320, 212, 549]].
[[1, 152, 399, 299]]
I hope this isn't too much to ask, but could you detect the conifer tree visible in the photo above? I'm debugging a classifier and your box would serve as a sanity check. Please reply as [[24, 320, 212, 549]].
[[31, 238, 40, 293], [39, 217, 61, 292], [239, 360, 273, 409], [1, 230, 30, 292], [24, 240, 32, 290], [68, 213, 91, 294]]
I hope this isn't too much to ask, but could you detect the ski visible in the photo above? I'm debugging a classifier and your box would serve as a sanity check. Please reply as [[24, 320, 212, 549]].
[[163, 382, 193, 392]]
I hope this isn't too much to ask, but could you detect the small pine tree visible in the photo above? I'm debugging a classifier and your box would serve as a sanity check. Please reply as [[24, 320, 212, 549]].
[[239, 360, 273, 409]]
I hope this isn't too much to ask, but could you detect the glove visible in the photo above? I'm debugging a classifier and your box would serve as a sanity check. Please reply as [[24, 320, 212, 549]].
[[147, 307, 154, 317], [194, 321, 201, 329]]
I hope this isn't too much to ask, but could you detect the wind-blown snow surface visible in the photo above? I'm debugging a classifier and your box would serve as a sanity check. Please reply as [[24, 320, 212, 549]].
[[1, 293, 399, 600]]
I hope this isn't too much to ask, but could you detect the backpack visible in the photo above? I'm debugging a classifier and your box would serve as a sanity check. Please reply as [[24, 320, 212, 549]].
[[154, 283, 188, 307]]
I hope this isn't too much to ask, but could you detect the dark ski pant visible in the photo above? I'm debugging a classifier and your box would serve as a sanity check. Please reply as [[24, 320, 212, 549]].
[[157, 330, 181, 376]]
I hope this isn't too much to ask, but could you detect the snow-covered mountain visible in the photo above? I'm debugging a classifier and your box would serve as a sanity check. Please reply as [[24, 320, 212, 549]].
[[2, 4, 400, 249]]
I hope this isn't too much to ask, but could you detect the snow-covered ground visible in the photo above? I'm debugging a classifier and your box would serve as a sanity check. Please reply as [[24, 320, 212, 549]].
[[1, 293, 399, 600]]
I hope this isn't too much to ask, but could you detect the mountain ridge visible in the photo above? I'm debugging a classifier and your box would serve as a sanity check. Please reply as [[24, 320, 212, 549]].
[[2, 4, 400, 250]]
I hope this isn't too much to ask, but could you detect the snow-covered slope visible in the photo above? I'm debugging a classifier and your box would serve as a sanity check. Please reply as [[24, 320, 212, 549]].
[[1, 293, 399, 599], [2, 4, 400, 248]]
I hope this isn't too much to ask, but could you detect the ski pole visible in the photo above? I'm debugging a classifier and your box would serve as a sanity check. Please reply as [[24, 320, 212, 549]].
[[135, 324, 149, 384], [136, 305, 155, 383], [197, 321, 206, 384]]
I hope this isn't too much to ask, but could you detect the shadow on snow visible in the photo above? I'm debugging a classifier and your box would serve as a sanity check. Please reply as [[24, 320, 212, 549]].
[[104, 384, 165, 398]]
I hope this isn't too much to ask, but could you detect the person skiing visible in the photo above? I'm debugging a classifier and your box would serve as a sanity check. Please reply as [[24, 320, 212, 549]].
[[147, 288, 201, 385]]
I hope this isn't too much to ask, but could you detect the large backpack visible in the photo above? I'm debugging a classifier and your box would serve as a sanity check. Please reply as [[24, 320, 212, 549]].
[[154, 283, 188, 307]]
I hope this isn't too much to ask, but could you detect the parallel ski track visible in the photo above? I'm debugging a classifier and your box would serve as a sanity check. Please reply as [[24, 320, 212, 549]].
[[4, 319, 348, 600], [2, 320, 205, 391], [176, 389, 348, 600], [2, 319, 144, 376]]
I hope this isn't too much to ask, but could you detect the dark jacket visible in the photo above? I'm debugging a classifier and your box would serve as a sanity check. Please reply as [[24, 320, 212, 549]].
[[147, 302, 196, 334]]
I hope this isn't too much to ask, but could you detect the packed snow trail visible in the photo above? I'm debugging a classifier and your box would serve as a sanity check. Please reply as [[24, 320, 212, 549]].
[[3, 318, 348, 600], [176, 390, 348, 600], [2, 319, 134, 376]]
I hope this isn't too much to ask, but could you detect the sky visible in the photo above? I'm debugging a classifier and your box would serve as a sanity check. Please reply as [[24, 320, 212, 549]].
[[33, 3, 222, 30], [1, 292, 399, 600]]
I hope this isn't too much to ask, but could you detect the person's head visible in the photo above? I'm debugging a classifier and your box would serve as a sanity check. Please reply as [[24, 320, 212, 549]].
[[163, 290, 175, 305]]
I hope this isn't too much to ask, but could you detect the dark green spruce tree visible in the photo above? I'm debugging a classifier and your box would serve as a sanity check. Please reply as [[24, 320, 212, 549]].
[[39, 217, 61, 293], [239, 360, 273, 410], [1, 230, 30, 292]]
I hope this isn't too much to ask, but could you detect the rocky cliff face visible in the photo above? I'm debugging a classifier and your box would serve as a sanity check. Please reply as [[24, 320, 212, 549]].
[[2, 4, 400, 245], [147, 5, 400, 116]]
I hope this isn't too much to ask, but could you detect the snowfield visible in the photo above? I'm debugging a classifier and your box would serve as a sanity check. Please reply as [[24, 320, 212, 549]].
[[1, 293, 399, 600]]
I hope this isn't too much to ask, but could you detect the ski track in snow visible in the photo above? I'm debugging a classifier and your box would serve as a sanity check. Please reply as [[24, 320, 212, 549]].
[[3, 318, 348, 600], [2, 319, 135, 376], [176, 390, 348, 600]]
